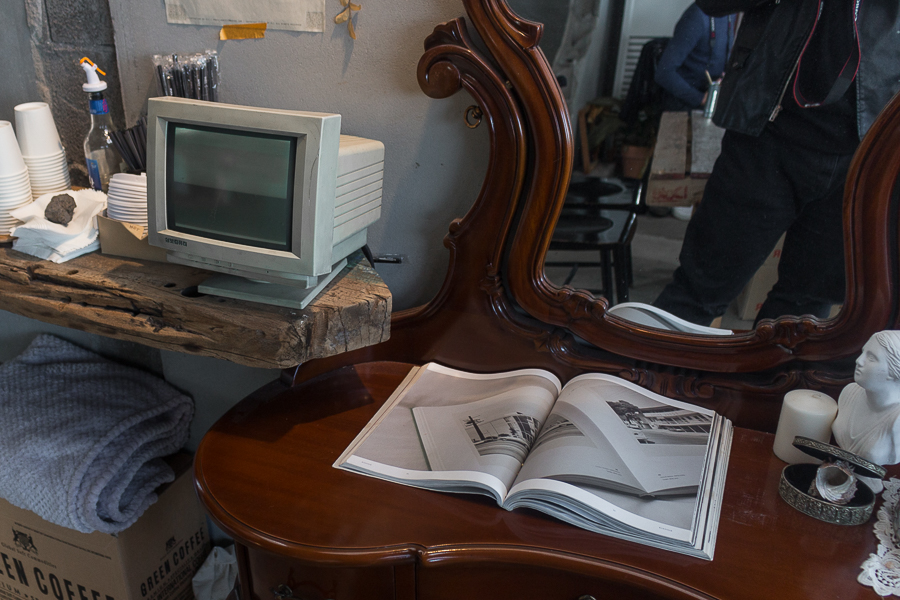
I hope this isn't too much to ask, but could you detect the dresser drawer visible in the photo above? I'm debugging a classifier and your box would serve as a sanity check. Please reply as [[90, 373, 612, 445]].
[[417, 562, 699, 600], [244, 549, 397, 600]]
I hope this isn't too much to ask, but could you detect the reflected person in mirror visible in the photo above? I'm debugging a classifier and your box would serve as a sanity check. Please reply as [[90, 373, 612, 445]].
[[655, 3, 734, 112], [653, 0, 900, 326], [832, 330, 900, 493]]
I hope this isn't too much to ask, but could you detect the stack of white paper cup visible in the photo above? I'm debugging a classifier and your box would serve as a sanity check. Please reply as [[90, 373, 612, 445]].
[[14, 102, 70, 199], [0, 121, 34, 235]]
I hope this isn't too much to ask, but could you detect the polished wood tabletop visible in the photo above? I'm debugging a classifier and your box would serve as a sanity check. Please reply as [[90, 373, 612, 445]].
[[195, 361, 890, 600]]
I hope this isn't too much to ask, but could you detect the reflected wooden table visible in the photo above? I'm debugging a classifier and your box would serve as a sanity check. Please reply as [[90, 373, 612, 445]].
[[195, 361, 888, 600]]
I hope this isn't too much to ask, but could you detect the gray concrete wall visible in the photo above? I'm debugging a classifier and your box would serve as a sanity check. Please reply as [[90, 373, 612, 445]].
[[0, 0, 619, 540], [0, 0, 40, 122], [107, 0, 491, 311], [0, 0, 127, 187], [564, 0, 616, 112], [2, 0, 615, 310]]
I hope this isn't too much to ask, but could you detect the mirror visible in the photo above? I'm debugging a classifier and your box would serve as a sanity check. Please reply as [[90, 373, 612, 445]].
[[508, 0, 858, 339], [294, 0, 900, 432], [435, 0, 898, 374]]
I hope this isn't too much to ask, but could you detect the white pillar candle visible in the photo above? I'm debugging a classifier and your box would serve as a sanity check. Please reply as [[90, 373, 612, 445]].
[[773, 389, 839, 464]]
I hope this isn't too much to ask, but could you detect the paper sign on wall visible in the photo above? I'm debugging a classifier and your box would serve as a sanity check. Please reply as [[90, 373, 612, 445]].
[[165, 0, 325, 32]]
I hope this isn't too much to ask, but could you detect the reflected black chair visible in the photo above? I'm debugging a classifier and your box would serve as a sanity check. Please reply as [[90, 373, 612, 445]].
[[546, 176, 643, 304], [619, 37, 669, 129]]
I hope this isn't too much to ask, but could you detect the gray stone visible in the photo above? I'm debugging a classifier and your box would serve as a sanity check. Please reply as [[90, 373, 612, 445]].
[[45, 0, 115, 46], [44, 193, 77, 225]]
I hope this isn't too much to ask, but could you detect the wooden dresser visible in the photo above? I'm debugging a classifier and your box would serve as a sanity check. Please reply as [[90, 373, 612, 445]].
[[195, 362, 891, 600], [193, 0, 900, 597]]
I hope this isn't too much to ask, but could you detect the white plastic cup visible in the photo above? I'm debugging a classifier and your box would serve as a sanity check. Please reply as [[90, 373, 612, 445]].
[[26, 166, 68, 177], [29, 165, 68, 178], [0, 121, 28, 177], [0, 168, 29, 183], [0, 182, 31, 195], [32, 182, 70, 192], [14, 102, 64, 157], [0, 183, 31, 197], [22, 152, 66, 167], [0, 191, 32, 203], [0, 199, 30, 211], [0, 186, 30, 199], [30, 173, 69, 194], [0, 196, 31, 208]]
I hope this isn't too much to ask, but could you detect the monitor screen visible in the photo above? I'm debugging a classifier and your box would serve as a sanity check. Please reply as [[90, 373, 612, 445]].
[[165, 122, 298, 251]]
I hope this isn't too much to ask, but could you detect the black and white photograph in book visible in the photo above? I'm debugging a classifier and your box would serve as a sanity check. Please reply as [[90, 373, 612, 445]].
[[412, 391, 553, 480], [607, 399, 712, 445], [464, 412, 541, 462]]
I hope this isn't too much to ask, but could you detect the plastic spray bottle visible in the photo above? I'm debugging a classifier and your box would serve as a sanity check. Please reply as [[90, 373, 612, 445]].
[[79, 57, 122, 192]]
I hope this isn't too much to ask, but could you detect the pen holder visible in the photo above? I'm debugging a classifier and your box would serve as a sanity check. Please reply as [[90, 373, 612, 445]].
[[778, 437, 886, 525]]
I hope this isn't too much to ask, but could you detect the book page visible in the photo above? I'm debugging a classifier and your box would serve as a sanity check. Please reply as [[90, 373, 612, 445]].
[[337, 363, 560, 498], [514, 409, 644, 493], [514, 374, 712, 496], [504, 421, 730, 559], [413, 390, 552, 485], [506, 477, 697, 542], [510, 417, 726, 536]]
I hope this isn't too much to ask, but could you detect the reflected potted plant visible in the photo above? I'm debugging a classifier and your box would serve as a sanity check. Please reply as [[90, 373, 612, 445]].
[[578, 98, 624, 173]]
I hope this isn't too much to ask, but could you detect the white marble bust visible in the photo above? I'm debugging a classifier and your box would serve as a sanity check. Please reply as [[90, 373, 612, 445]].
[[833, 331, 900, 492]]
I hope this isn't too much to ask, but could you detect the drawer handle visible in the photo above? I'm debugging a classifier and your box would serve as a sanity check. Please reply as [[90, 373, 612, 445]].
[[272, 584, 333, 600], [272, 585, 304, 600]]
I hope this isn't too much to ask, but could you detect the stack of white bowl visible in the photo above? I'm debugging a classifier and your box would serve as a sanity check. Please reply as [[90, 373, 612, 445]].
[[14, 102, 70, 199], [106, 173, 147, 227], [0, 121, 33, 235]]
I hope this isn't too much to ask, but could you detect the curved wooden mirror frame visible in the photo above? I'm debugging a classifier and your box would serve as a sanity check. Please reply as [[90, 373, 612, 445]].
[[290, 0, 900, 431], [493, 7, 900, 374]]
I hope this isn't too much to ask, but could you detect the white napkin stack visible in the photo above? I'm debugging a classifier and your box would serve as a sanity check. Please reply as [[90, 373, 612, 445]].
[[9, 189, 107, 263]]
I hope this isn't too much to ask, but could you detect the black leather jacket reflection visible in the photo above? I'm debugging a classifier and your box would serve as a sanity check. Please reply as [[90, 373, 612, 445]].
[[697, 0, 900, 139]]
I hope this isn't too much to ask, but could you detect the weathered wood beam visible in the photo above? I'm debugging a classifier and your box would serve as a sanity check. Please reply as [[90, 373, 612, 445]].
[[0, 247, 391, 369]]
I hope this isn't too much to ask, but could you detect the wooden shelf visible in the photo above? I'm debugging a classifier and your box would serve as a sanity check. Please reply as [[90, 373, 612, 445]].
[[0, 245, 391, 369]]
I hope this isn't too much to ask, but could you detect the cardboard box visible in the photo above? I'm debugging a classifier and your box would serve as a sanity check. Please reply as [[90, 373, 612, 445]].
[[645, 111, 722, 208], [734, 235, 786, 320], [735, 262, 779, 321], [646, 177, 707, 207], [0, 456, 209, 600], [98, 215, 168, 263]]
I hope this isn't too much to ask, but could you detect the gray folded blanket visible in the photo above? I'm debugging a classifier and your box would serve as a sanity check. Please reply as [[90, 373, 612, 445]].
[[0, 335, 193, 533]]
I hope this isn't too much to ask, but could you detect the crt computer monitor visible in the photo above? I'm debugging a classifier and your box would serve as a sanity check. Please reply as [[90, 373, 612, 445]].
[[147, 96, 384, 308]]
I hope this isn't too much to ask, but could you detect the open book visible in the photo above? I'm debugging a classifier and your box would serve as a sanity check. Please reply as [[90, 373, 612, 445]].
[[335, 363, 732, 560]]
